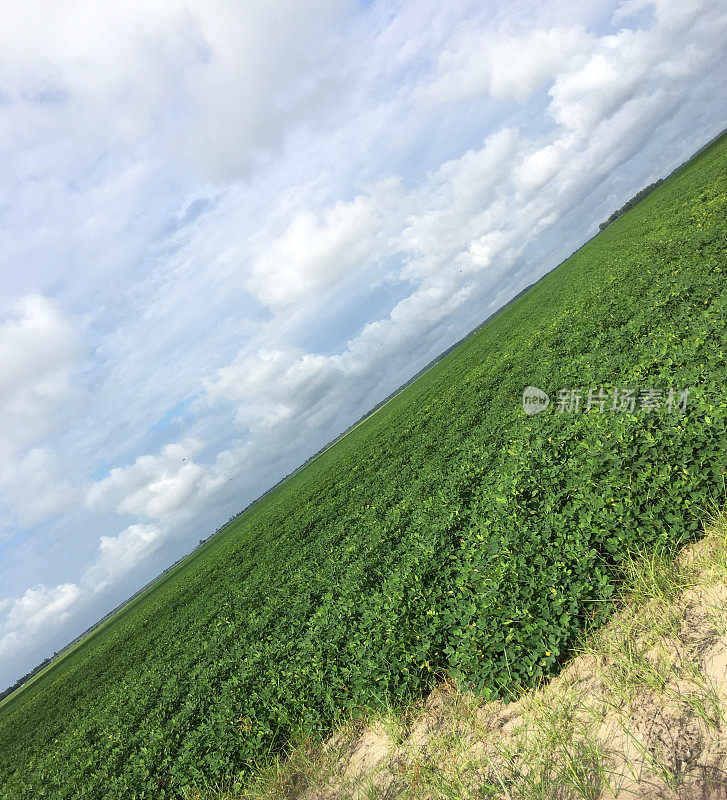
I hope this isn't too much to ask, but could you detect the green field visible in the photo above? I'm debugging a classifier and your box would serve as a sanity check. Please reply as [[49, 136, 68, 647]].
[[1, 132, 725, 800]]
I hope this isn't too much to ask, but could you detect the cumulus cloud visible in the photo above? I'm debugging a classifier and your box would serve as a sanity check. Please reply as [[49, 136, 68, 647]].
[[83, 523, 166, 593], [205, 348, 340, 431], [247, 181, 399, 307], [86, 439, 206, 520], [203, 280, 475, 446], [398, 127, 521, 281], [3, 583, 81, 632], [0, 583, 81, 662]]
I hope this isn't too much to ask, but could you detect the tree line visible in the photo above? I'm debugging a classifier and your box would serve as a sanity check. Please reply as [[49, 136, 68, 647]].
[[599, 178, 664, 231]]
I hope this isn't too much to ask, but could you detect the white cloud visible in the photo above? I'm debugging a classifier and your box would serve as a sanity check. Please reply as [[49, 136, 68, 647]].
[[0, 582, 81, 663], [0, 0, 352, 183], [4, 583, 81, 632], [0, 295, 80, 462], [203, 278, 475, 447], [422, 25, 592, 104], [398, 127, 520, 281], [86, 439, 206, 520], [83, 523, 166, 593], [205, 347, 341, 432], [247, 181, 399, 308], [178, 0, 352, 180], [0, 448, 80, 529], [615, 0, 703, 30], [548, 30, 650, 133]]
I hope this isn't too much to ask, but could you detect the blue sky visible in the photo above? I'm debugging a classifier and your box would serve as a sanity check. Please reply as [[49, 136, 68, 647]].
[[0, 0, 725, 688]]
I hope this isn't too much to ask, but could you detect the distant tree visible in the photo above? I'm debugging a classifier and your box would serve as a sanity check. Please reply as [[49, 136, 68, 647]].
[[600, 179, 664, 231], [0, 656, 54, 701]]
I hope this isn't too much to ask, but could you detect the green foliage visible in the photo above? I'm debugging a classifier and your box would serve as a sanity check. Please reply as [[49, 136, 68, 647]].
[[1, 133, 726, 799]]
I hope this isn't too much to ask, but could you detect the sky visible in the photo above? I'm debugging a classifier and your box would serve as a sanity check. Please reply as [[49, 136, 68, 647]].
[[0, 0, 725, 689]]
